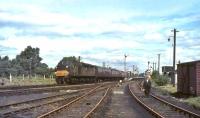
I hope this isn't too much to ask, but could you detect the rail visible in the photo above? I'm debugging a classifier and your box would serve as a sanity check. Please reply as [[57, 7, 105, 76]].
[[37, 85, 103, 118], [129, 80, 200, 118], [83, 88, 110, 118], [128, 84, 165, 118], [136, 81, 200, 118], [151, 94, 200, 118]]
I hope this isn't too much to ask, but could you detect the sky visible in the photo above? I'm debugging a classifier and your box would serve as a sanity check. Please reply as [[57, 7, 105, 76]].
[[0, 0, 200, 72]]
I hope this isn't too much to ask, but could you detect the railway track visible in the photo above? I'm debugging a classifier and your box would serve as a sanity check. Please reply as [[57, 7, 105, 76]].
[[0, 84, 57, 90], [0, 88, 90, 118], [0, 82, 105, 91], [0, 83, 101, 96], [128, 81, 200, 118], [0, 87, 89, 111], [37, 84, 112, 118], [83, 87, 111, 118]]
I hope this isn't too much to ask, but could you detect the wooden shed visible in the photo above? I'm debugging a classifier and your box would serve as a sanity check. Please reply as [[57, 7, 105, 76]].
[[177, 60, 200, 96]]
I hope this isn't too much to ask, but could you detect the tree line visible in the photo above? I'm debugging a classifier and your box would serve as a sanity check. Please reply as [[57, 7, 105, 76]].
[[0, 46, 54, 78]]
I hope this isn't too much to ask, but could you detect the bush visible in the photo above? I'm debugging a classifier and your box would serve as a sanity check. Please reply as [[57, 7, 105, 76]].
[[151, 71, 169, 86], [154, 75, 169, 86]]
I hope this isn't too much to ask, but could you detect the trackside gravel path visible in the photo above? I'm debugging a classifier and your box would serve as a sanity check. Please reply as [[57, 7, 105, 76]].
[[103, 82, 153, 118]]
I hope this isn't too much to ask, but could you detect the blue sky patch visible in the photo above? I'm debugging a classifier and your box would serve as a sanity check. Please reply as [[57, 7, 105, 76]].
[[0, 0, 199, 72]]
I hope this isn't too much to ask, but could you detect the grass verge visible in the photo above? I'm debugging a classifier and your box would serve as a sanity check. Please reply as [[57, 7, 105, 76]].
[[154, 83, 200, 109], [183, 97, 200, 109], [157, 84, 177, 93], [153, 84, 177, 95]]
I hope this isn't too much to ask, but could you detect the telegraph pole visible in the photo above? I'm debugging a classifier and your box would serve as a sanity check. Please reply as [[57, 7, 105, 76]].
[[152, 62, 155, 71], [168, 28, 179, 87], [102, 62, 105, 68], [124, 54, 128, 77], [158, 54, 160, 74], [172, 28, 178, 87]]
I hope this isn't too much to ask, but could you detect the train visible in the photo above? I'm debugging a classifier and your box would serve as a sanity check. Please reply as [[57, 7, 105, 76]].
[[55, 57, 126, 84]]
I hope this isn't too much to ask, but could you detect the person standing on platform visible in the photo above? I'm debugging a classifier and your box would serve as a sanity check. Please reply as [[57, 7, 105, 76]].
[[143, 75, 151, 97]]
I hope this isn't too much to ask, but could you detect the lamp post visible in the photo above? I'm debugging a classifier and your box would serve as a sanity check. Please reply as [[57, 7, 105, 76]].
[[158, 54, 160, 74], [168, 28, 179, 87], [124, 54, 128, 78]]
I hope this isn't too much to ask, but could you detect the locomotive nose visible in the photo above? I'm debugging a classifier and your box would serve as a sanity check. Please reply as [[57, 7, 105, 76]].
[[55, 70, 69, 77]]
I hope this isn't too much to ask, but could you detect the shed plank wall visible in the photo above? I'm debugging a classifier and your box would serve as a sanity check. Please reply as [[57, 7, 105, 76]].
[[189, 64, 196, 95], [177, 65, 182, 93], [184, 65, 190, 94], [196, 63, 200, 95], [177, 65, 189, 94], [178, 61, 200, 96]]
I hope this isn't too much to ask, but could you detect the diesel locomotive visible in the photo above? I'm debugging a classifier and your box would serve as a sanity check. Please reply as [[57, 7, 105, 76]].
[[55, 57, 126, 84]]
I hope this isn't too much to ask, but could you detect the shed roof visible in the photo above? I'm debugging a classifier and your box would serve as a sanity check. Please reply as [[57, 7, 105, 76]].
[[177, 60, 200, 65]]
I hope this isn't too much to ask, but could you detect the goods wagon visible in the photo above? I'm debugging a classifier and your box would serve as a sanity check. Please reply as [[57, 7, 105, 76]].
[[177, 60, 200, 96]]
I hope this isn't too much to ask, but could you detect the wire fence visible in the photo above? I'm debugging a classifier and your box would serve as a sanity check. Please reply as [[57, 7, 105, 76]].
[[0, 74, 55, 86]]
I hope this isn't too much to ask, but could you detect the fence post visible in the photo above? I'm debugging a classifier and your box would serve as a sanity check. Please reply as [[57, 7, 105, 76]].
[[23, 74, 24, 80], [9, 73, 12, 83]]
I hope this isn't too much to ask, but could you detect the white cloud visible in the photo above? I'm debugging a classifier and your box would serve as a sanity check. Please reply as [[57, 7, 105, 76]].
[[0, 35, 143, 68], [144, 32, 164, 41]]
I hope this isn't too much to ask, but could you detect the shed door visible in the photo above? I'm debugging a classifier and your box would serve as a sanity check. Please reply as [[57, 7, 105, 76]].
[[177, 65, 189, 94], [184, 65, 190, 94], [189, 65, 196, 95]]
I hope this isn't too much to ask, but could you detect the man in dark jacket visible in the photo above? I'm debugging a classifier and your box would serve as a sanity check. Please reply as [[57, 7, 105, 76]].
[[143, 75, 151, 97]]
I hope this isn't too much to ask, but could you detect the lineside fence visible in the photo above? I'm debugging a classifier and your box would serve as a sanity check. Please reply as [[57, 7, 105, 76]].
[[0, 74, 55, 86]]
